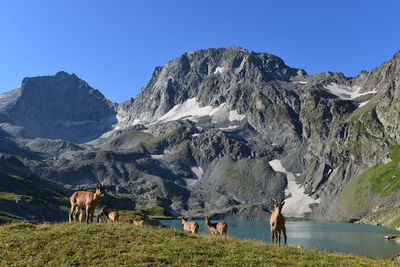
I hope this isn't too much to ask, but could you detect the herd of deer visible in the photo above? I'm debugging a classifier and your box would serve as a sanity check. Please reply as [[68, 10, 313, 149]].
[[68, 183, 287, 244], [181, 217, 228, 237]]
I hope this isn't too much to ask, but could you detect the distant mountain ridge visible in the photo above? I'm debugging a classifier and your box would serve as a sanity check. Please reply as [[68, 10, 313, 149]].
[[0, 47, 400, 225], [0, 71, 116, 142]]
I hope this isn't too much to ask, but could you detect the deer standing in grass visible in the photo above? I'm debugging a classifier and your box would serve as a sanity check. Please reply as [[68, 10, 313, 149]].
[[182, 217, 199, 234], [78, 209, 86, 223], [270, 199, 287, 245], [100, 207, 119, 223], [69, 183, 106, 224], [205, 217, 228, 236]]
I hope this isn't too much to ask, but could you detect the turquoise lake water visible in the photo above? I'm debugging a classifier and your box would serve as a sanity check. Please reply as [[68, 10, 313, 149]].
[[160, 220, 400, 258]]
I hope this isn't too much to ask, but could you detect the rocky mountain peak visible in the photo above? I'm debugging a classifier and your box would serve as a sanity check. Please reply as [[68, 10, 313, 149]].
[[122, 47, 307, 125], [0, 71, 116, 142]]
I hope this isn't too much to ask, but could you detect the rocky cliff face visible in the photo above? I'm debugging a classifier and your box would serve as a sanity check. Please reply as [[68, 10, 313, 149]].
[[0, 71, 116, 142], [1, 47, 399, 223]]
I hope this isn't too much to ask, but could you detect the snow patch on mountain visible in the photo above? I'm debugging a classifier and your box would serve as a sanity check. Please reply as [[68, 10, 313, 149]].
[[155, 98, 246, 125], [324, 83, 377, 100], [151, 149, 171, 159], [269, 159, 320, 217], [214, 67, 224, 74], [358, 101, 369, 108], [191, 167, 203, 180]]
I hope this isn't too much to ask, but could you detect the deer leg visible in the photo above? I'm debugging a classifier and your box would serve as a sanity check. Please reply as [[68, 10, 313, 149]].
[[282, 226, 287, 245], [277, 230, 281, 245], [90, 209, 94, 223], [271, 229, 275, 243], [73, 207, 80, 222], [69, 204, 77, 222], [86, 206, 90, 224]]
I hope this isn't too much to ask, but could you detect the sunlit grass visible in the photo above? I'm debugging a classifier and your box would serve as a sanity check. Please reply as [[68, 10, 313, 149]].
[[0, 222, 391, 266]]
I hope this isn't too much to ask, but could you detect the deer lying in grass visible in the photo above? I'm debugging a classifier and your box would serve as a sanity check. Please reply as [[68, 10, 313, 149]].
[[69, 183, 106, 224], [182, 217, 199, 234], [270, 199, 287, 245], [205, 217, 228, 236], [100, 207, 119, 223], [133, 219, 148, 226]]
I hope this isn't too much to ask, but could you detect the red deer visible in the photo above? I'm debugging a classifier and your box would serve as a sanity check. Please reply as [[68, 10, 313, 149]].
[[100, 207, 119, 223], [69, 183, 106, 224], [182, 217, 199, 234], [270, 199, 287, 245], [205, 217, 228, 236]]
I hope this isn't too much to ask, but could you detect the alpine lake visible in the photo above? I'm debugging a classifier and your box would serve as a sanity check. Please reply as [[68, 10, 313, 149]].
[[160, 220, 400, 258]]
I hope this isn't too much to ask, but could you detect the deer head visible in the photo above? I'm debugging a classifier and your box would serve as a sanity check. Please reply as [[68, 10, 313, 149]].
[[272, 199, 285, 214], [96, 183, 106, 197]]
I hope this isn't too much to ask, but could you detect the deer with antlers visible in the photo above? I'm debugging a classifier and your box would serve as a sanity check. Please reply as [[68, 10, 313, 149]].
[[69, 183, 106, 224], [270, 199, 287, 245]]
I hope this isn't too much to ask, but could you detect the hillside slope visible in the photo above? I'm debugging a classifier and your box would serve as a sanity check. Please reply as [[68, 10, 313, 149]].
[[0, 223, 391, 266]]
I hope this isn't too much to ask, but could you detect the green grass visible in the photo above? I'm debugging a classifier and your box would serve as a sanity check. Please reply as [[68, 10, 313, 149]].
[[0, 222, 391, 266], [338, 146, 400, 224], [0, 171, 69, 216], [135, 200, 173, 220], [107, 127, 190, 154], [349, 146, 400, 197], [0, 211, 24, 224], [0, 166, 71, 224], [0, 191, 20, 200]]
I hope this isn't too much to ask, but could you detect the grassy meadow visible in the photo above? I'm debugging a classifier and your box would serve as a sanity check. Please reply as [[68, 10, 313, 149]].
[[0, 222, 393, 266]]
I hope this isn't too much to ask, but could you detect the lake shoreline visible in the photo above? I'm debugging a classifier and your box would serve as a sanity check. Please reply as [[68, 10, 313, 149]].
[[160, 219, 400, 258]]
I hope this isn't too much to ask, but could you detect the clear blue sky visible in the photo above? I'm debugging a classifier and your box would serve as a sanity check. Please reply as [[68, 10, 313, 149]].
[[1, 0, 399, 103]]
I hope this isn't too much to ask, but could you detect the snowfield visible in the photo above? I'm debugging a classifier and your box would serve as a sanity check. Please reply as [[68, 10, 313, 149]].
[[269, 159, 320, 217], [214, 66, 224, 74], [156, 98, 246, 124], [324, 83, 377, 100], [151, 149, 171, 159]]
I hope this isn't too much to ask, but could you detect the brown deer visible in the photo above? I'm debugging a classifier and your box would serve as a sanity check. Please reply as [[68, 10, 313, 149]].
[[78, 209, 86, 223], [69, 183, 106, 224], [205, 217, 228, 236], [270, 199, 287, 245], [71, 207, 86, 223], [182, 217, 199, 234], [133, 219, 148, 226], [100, 207, 119, 223]]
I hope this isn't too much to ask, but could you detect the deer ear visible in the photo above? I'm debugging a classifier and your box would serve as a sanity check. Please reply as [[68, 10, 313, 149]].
[[272, 199, 277, 204]]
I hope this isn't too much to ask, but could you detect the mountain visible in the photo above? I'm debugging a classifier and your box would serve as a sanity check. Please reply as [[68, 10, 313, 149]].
[[0, 47, 400, 224], [0, 71, 116, 142]]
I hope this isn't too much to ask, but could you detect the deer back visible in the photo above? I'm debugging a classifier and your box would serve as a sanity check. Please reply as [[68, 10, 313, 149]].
[[183, 221, 199, 233], [109, 211, 119, 222], [216, 222, 228, 235], [70, 191, 97, 208]]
